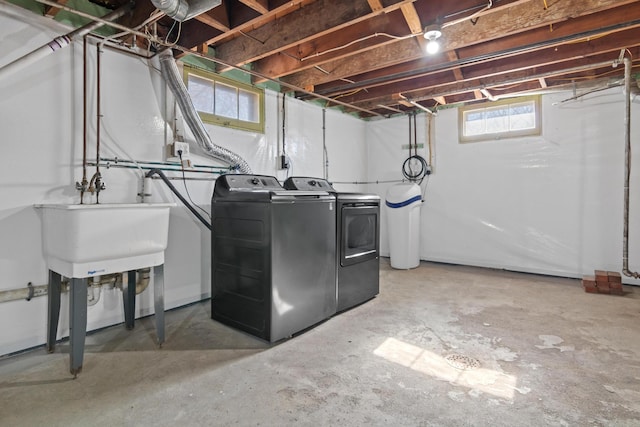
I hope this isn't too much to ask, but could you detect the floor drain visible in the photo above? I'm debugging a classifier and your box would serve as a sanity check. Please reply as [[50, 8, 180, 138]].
[[445, 354, 480, 370]]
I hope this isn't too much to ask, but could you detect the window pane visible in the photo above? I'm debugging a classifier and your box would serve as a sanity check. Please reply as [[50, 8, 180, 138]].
[[464, 110, 485, 136], [188, 74, 214, 114], [509, 101, 536, 131], [215, 82, 238, 119], [238, 89, 259, 123], [485, 106, 509, 133]]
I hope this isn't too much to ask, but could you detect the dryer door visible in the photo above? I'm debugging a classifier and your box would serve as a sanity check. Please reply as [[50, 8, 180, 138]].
[[341, 204, 379, 267]]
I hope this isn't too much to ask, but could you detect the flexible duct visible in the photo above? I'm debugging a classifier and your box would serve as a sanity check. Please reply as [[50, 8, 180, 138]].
[[151, 0, 221, 22], [158, 49, 252, 173]]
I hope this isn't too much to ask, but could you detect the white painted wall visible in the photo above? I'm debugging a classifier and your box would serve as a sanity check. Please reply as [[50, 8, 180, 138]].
[[367, 90, 640, 284], [3, 1, 638, 357], [0, 5, 366, 355]]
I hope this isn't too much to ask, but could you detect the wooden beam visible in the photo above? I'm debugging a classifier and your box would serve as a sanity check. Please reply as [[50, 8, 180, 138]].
[[473, 90, 483, 100], [253, 10, 409, 79], [351, 48, 640, 109], [538, 78, 548, 88], [195, 0, 314, 48], [367, 0, 383, 12], [238, 0, 269, 15], [282, 0, 639, 88], [400, 3, 422, 34], [44, 0, 69, 17], [400, 2, 426, 51], [212, 0, 416, 67], [309, 1, 640, 96], [194, 1, 230, 32], [321, 32, 640, 106], [447, 50, 464, 81], [433, 96, 446, 105]]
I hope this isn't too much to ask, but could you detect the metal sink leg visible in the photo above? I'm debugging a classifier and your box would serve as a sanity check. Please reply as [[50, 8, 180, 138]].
[[69, 277, 87, 377], [154, 264, 165, 346], [123, 270, 136, 330], [46, 270, 61, 353]]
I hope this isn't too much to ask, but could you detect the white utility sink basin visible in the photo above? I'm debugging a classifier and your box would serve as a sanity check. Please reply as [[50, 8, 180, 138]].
[[36, 203, 175, 278]]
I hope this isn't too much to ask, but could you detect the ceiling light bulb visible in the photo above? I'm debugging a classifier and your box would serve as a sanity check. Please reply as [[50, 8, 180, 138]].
[[426, 39, 440, 54], [423, 24, 443, 55]]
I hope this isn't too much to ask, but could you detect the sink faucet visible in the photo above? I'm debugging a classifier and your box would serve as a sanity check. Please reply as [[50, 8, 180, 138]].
[[88, 171, 106, 203]]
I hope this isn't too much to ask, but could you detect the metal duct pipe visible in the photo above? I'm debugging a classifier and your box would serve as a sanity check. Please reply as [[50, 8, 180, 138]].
[[151, 0, 221, 22], [158, 49, 251, 173], [0, 3, 131, 81], [622, 57, 639, 279]]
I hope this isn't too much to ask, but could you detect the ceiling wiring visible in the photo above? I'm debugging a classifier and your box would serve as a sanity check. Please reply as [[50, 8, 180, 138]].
[[442, 0, 492, 28], [300, 32, 418, 62]]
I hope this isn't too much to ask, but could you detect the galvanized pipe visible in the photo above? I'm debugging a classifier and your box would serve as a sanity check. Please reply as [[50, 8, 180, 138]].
[[0, 3, 131, 80]]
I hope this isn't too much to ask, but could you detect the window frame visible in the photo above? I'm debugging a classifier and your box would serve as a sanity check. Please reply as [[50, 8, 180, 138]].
[[183, 65, 265, 134], [458, 95, 541, 143]]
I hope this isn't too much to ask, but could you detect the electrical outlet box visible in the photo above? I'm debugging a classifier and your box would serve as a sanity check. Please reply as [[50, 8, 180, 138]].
[[166, 142, 190, 161], [278, 154, 290, 170], [174, 142, 190, 157]]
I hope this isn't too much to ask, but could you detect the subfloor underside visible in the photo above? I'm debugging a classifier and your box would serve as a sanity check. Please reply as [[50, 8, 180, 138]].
[[1, 260, 639, 426]]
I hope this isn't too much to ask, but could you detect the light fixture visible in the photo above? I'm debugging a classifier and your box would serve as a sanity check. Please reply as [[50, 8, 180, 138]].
[[423, 24, 442, 55]]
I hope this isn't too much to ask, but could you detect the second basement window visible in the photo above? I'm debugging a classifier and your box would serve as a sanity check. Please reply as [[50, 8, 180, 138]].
[[459, 96, 541, 143], [184, 66, 265, 133]]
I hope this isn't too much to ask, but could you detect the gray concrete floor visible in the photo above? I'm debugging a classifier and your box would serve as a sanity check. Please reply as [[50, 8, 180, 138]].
[[1, 259, 640, 426]]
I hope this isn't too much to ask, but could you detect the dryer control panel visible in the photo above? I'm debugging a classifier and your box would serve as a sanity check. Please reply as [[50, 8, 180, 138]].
[[283, 177, 335, 191]]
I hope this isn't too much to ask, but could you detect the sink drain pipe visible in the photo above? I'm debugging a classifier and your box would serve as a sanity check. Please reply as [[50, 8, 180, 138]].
[[0, 268, 151, 304], [622, 57, 639, 279]]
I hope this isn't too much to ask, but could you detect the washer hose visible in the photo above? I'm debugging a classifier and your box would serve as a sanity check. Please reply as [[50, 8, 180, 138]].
[[402, 155, 429, 182]]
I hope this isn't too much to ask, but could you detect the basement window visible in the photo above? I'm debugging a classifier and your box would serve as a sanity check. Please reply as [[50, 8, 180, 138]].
[[184, 65, 265, 133], [459, 96, 541, 143]]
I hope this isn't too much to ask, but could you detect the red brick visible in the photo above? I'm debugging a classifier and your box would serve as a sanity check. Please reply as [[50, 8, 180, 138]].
[[610, 288, 624, 295], [582, 276, 596, 287], [607, 271, 622, 283], [584, 287, 599, 294], [610, 281, 623, 289], [594, 270, 609, 282]]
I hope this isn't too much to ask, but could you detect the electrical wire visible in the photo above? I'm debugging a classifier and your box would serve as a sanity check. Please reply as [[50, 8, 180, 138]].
[[442, 0, 493, 28], [300, 32, 418, 62]]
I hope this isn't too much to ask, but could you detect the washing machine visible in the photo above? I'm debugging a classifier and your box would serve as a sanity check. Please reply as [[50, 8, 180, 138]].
[[284, 177, 380, 312], [211, 174, 336, 342]]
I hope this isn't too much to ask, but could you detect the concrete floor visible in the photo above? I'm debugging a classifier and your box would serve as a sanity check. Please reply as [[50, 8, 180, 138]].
[[1, 259, 640, 426]]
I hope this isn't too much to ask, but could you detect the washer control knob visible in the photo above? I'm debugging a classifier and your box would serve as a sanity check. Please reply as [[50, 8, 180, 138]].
[[309, 180, 317, 186], [250, 177, 260, 185]]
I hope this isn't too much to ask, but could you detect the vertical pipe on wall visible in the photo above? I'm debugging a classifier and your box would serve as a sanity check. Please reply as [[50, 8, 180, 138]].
[[94, 42, 103, 203], [622, 57, 639, 279], [322, 108, 328, 180], [81, 37, 89, 203]]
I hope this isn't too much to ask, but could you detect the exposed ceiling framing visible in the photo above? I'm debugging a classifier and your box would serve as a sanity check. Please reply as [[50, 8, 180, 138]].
[[7, 0, 640, 117]]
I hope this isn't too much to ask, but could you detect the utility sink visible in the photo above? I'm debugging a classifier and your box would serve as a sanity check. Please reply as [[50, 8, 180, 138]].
[[35, 202, 175, 376], [35, 203, 175, 278]]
